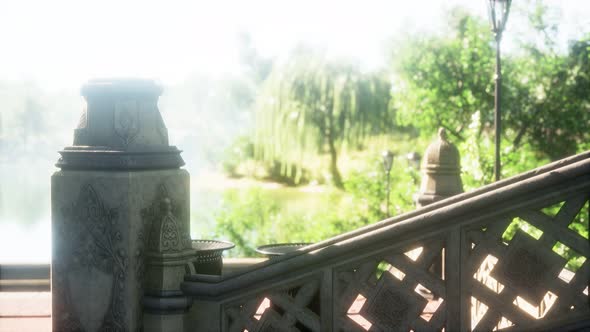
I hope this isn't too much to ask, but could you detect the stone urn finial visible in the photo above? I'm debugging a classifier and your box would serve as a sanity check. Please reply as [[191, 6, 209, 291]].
[[56, 79, 184, 170], [415, 127, 463, 207]]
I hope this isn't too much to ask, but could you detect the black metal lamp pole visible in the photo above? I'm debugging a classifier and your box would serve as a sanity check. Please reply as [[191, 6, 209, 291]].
[[488, 0, 511, 182], [382, 150, 394, 217]]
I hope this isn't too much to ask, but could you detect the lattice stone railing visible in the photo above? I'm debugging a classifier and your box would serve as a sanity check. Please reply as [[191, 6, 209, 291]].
[[182, 152, 590, 332]]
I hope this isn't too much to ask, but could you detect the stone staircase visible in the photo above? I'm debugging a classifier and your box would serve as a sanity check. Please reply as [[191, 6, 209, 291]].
[[181, 152, 590, 331]]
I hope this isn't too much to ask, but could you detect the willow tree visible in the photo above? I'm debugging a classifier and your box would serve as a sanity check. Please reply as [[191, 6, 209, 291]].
[[254, 47, 392, 187]]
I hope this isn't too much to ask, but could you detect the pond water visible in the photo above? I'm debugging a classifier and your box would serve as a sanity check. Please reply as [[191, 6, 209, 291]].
[[0, 157, 330, 263], [0, 147, 57, 262]]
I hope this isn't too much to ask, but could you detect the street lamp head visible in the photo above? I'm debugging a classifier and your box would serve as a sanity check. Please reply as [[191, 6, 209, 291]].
[[406, 152, 421, 170], [382, 150, 394, 173], [487, 0, 512, 37]]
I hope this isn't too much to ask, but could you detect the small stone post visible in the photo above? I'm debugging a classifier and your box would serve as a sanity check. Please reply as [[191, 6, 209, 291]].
[[51, 79, 194, 331], [415, 128, 463, 207], [415, 128, 463, 284]]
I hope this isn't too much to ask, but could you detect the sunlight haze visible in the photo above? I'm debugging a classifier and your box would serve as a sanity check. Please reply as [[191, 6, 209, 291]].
[[0, 0, 589, 263], [0, 0, 520, 88]]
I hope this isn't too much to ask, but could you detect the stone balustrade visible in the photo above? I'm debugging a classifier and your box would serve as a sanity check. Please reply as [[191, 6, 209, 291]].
[[49, 79, 590, 332]]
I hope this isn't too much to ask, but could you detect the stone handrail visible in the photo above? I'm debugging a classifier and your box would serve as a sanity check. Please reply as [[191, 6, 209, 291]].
[[183, 152, 590, 293], [0, 264, 50, 292], [0, 259, 262, 292], [182, 152, 590, 331]]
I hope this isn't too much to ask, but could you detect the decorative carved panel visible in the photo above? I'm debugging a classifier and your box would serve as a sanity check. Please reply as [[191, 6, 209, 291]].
[[141, 183, 190, 254], [360, 273, 427, 331], [490, 231, 566, 304], [114, 100, 140, 146], [465, 193, 589, 331], [53, 184, 128, 331], [223, 278, 321, 332], [334, 239, 447, 331]]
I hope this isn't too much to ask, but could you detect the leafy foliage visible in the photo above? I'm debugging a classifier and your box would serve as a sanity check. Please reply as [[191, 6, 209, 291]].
[[222, 135, 255, 177], [213, 3, 590, 259], [213, 187, 348, 257], [459, 110, 550, 188], [254, 46, 392, 187], [214, 152, 421, 257], [392, 7, 589, 161], [214, 188, 281, 257], [392, 11, 495, 141], [506, 33, 590, 159]]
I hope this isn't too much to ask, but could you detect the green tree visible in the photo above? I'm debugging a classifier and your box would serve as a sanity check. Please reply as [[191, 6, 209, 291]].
[[392, 6, 589, 161], [505, 37, 590, 160], [392, 10, 495, 141], [254, 46, 392, 187]]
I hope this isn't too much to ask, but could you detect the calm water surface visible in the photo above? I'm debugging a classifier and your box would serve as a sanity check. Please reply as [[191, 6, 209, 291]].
[[0, 157, 328, 263]]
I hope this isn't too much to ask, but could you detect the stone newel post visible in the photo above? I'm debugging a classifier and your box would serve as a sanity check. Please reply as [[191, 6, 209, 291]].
[[415, 128, 463, 207], [52, 79, 193, 331], [415, 128, 463, 283]]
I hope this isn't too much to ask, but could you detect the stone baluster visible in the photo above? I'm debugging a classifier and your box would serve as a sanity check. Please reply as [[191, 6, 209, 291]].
[[52, 79, 193, 332]]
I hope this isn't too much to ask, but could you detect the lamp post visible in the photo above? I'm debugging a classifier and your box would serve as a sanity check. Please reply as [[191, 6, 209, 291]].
[[488, 0, 512, 182], [405, 152, 421, 170], [406, 151, 421, 185], [382, 150, 394, 217]]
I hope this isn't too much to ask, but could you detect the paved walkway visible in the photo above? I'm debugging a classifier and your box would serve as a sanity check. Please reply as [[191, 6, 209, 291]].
[[0, 290, 438, 332], [0, 292, 50, 332]]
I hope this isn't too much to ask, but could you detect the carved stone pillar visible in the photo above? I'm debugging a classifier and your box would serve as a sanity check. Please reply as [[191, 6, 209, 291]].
[[51, 79, 193, 332]]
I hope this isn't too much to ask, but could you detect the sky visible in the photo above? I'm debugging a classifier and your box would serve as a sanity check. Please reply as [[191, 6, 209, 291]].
[[0, 0, 587, 90]]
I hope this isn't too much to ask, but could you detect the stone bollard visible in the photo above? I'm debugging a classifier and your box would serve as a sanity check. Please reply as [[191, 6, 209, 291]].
[[51, 79, 193, 331], [415, 128, 463, 288]]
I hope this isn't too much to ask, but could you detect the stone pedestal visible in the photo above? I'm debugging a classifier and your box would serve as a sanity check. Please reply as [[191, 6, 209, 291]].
[[51, 79, 193, 331], [52, 170, 189, 331]]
